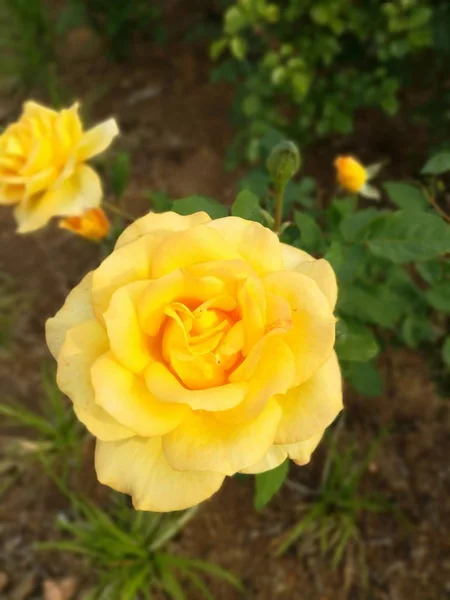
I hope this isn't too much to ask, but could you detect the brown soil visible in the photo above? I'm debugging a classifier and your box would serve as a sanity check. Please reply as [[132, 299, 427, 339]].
[[0, 6, 449, 600]]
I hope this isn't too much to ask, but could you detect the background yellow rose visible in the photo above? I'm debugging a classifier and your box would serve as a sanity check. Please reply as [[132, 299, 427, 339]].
[[46, 211, 342, 512], [0, 101, 118, 233]]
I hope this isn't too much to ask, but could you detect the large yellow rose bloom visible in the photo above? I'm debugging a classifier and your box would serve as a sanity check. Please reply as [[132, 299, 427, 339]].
[[0, 101, 118, 233], [46, 212, 342, 511]]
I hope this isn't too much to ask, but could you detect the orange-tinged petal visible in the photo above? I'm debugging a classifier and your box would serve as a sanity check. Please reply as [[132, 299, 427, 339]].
[[237, 276, 266, 356], [91, 352, 189, 437], [46, 271, 94, 359], [76, 118, 119, 162], [56, 320, 134, 441], [263, 271, 335, 386], [115, 211, 211, 249], [334, 156, 367, 193], [207, 217, 284, 272], [95, 436, 225, 512], [104, 281, 158, 373], [162, 397, 282, 476], [145, 361, 247, 411], [150, 224, 240, 278], [138, 270, 227, 336], [91, 233, 161, 319], [59, 208, 110, 242], [275, 352, 343, 444]]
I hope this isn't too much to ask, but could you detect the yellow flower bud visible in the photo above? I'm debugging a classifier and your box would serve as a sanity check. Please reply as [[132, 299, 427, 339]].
[[334, 156, 367, 193], [59, 208, 110, 242]]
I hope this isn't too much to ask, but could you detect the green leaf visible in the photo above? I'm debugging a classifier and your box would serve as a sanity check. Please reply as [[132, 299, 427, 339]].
[[335, 320, 380, 362], [224, 6, 247, 35], [345, 362, 384, 397], [366, 210, 450, 263], [146, 191, 171, 212], [230, 37, 247, 60], [338, 284, 405, 328], [110, 152, 130, 198], [442, 337, 450, 367], [294, 211, 324, 253], [425, 281, 450, 313], [231, 190, 262, 221], [383, 182, 428, 211], [401, 316, 435, 348], [171, 196, 228, 219], [421, 152, 450, 175], [339, 209, 385, 242], [254, 460, 289, 510], [416, 259, 442, 284], [210, 38, 228, 60]]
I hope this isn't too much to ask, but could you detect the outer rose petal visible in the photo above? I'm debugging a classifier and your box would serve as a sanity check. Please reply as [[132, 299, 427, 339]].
[[76, 118, 119, 162], [162, 397, 282, 476], [281, 243, 313, 270], [95, 437, 225, 512], [150, 225, 241, 278], [15, 164, 102, 233], [275, 352, 343, 444], [46, 271, 94, 359], [239, 445, 288, 475], [91, 352, 189, 437], [91, 234, 161, 319], [294, 259, 338, 311], [57, 320, 133, 441], [115, 211, 211, 249], [281, 432, 323, 466], [263, 271, 335, 386], [207, 217, 284, 272]]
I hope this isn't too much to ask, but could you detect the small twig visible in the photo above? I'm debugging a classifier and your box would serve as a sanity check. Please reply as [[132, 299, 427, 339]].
[[103, 201, 137, 222], [422, 184, 450, 223]]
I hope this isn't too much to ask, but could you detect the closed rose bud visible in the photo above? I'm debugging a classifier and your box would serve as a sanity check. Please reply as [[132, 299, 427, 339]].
[[59, 208, 110, 242], [0, 101, 118, 233]]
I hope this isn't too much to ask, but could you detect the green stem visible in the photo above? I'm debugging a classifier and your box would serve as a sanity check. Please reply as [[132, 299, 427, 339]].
[[273, 182, 286, 234]]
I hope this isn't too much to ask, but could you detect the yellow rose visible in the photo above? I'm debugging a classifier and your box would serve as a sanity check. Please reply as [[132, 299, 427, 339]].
[[59, 208, 110, 242], [0, 101, 118, 233], [46, 212, 342, 512]]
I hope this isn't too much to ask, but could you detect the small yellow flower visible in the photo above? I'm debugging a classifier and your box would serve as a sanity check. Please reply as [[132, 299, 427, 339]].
[[59, 208, 110, 242], [46, 211, 342, 512], [0, 101, 119, 233], [334, 155, 381, 200]]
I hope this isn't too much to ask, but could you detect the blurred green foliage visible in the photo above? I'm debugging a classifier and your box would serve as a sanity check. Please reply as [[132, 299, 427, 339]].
[[59, 0, 166, 61], [211, 0, 435, 166]]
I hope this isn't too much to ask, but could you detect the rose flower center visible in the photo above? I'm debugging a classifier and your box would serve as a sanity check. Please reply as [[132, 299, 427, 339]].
[[161, 298, 243, 390]]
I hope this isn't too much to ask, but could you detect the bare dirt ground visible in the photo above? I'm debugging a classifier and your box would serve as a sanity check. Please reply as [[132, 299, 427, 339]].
[[0, 6, 449, 599]]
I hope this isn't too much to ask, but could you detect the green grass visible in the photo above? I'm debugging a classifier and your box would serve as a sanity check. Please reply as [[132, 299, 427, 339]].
[[0, 363, 85, 479], [39, 493, 243, 600], [277, 425, 397, 576], [0, 272, 30, 353]]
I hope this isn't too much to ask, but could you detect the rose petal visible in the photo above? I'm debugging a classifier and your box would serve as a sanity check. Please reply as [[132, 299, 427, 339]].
[[275, 352, 343, 444], [95, 436, 225, 512], [91, 352, 189, 437], [162, 397, 282, 475]]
